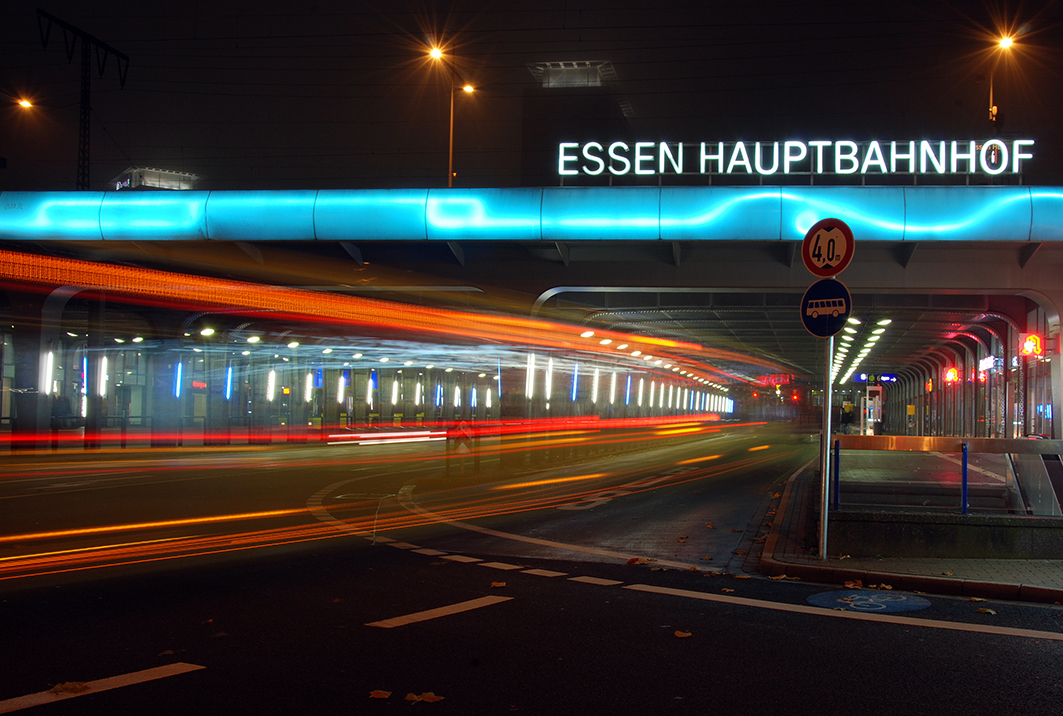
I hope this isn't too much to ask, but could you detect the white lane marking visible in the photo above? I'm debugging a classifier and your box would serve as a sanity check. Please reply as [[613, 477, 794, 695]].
[[413, 548, 447, 556], [523, 569, 568, 577], [388, 543, 420, 550], [396, 483, 698, 569], [0, 663, 205, 714], [442, 555, 482, 563], [569, 576, 624, 586], [305, 476, 394, 544], [477, 561, 524, 571], [366, 595, 513, 629], [624, 584, 1063, 642], [930, 452, 1007, 483]]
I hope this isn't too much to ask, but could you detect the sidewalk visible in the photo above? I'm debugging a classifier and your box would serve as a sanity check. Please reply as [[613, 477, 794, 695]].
[[761, 459, 1063, 604]]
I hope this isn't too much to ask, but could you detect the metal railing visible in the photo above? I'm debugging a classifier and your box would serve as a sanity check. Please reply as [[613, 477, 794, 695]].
[[830, 435, 1063, 516]]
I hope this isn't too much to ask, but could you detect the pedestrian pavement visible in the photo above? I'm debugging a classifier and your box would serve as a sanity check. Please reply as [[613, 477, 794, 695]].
[[760, 452, 1063, 604]]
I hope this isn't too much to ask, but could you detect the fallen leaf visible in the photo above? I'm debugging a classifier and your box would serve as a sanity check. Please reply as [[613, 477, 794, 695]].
[[491, 581, 506, 588], [721, 588, 735, 593], [674, 630, 692, 638], [48, 683, 89, 695], [733, 550, 746, 556], [731, 528, 743, 533], [839, 555, 851, 560], [769, 574, 787, 580], [369, 690, 392, 699], [773, 492, 782, 498], [626, 557, 653, 565], [679, 535, 687, 539], [833, 607, 848, 611], [843, 580, 863, 589], [970, 597, 988, 602], [977, 608, 997, 615], [687, 566, 698, 572], [700, 556, 713, 561], [405, 692, 445, 703], [942, 571, 956, 576], [733, 574, 751, 579], [705, 522, 715, 529], [878, 584, 893, 590], [678, 539, 686, 543]]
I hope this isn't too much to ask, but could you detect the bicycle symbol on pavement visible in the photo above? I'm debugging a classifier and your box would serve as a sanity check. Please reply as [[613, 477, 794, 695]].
[[807, 590, 931, 613]]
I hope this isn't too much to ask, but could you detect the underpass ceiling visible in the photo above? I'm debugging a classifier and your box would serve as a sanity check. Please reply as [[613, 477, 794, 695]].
[[2, 238, 1046, 386]]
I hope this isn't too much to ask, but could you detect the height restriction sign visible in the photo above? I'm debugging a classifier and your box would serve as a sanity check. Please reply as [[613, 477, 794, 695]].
[[802, 218, 855, 278]]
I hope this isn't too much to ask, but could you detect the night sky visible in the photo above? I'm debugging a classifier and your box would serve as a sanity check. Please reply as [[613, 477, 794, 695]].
[[3, 0, 1062, 191]]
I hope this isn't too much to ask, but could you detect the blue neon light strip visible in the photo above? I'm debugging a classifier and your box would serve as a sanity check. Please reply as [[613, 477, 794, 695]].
[[2, 186, 1060, 243]]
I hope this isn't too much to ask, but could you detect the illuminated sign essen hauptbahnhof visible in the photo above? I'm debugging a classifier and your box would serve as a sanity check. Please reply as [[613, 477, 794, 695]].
[[558, 140, 1035, 177]]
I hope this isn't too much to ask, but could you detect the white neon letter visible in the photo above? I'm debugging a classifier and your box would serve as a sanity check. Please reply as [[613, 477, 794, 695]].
[[951, 140, 977, 173], [754, 142, 779, 175], [659, 142, 683, 173], [808, 141, 831, 173], [635, 142, 656, 175], [920, 141, 946, 174], [558, 143, 580, 175], [980, 139, 1008, 175], [581, 142, 605, 175], [608, 142, 631, 175], [861, 141, 887, 174], [890, 141, 915, 173], [700, 142, 724, 173], [783, 141, 807, 173], [834, 141, 859, 174], [1012, 139, 1034, 173], [726, 142, 752, 174]]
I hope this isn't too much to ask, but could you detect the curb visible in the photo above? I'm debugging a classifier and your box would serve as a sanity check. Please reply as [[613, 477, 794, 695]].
[[760, 466, 1063, 605]]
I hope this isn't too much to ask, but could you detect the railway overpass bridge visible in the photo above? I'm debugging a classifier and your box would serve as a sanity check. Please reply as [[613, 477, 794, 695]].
[[0, 185, 1060, 444]]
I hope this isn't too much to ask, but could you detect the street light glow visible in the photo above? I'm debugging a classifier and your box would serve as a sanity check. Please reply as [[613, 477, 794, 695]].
[[462, 84, 474, 93], [999, 36, 1013, 49], [18, 99, 32, 108], [429, 47, 442, 59]]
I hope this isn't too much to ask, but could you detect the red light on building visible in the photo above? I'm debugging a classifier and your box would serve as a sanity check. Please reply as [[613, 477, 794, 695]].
[[925, 379, 933, 392], [1020, 333, 1043, 356], [945, 368, 959, 383], [978, 371, 987, 383]]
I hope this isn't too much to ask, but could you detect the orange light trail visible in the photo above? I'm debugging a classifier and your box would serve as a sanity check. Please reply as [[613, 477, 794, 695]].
[[677, 455, 722, 464], [0, 507, 307, 544], [491, 473, 607, 490]]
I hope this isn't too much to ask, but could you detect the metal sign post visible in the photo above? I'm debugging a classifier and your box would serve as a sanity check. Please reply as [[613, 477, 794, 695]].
[[800, 218, 856, 561], [820, 335, 833, 560]]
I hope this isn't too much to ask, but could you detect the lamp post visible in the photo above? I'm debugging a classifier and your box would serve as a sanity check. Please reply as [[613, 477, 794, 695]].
[[989, 36, 1013, 124], [429, 47, 474, 187]]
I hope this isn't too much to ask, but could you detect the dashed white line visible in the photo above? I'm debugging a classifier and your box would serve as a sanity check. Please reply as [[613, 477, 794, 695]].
[[366, 595, 514, 629], [523, 569, 567, 577], [412, 548, 447, 556], [569, 576, 624, 586], [0, 663, 205, 714], [477, 561, 524, 571], [442, 555, 483, 563]]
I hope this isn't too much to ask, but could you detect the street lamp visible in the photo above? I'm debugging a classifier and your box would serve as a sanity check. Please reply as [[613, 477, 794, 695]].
[[989, 36, 1014, 124], [428, 47, 475, 187]]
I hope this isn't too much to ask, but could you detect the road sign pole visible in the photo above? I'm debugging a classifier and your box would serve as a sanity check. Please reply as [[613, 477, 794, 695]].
[[820, 334, 833, 561]]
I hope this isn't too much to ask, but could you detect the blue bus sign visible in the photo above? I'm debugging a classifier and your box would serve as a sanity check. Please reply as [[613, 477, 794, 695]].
[[801, 278, 852, 338]]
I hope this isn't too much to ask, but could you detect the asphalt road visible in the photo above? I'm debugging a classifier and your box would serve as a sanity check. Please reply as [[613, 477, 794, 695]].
[[2, 424, 1062, 714]]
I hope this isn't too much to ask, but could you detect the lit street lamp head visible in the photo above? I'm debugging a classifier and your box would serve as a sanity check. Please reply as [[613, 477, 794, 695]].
[[429, 47, 443, 59], [462, 84, 474, 93], [999, 36, 1013, 49], [17, 99, 32, 108]]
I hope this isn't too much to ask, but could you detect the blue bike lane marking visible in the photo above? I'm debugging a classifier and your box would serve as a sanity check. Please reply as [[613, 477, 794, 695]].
[[807, 590, 932, 613]]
